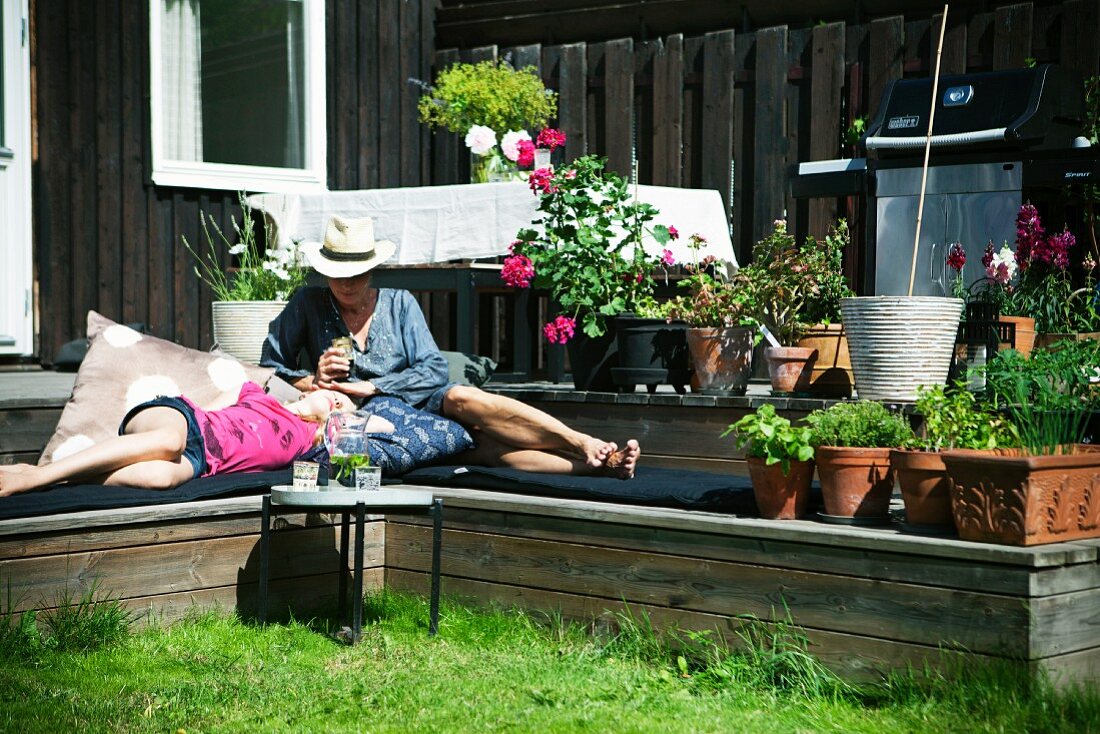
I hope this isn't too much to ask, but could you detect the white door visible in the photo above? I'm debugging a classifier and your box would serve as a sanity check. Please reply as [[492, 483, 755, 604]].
[[0, 0, 32, 356]]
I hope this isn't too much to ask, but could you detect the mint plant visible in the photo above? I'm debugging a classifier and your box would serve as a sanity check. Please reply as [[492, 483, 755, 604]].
[[723, 404, 814, 475]]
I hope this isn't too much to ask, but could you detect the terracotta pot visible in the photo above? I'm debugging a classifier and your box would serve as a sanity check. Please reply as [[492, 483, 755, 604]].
[[890, 449, 952, 528], [746, 457, 815, 520], [685, 326, 754, 395], [943, 445, 1100, 546], [763, 346, 818, 395], [815, 446, 895, 519], [796, 323, 853, 398], [998, 315, 1035, 357]]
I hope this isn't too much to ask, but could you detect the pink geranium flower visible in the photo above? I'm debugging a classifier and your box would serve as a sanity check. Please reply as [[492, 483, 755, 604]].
[[501, 253, 535, 289], [536, 128, 567, 150], [660, 249, 675, 267], [516, 139, 535, 168], [528, 167, 556, 194], [542, 315, 576, 344], [668, 225, 679, 240]]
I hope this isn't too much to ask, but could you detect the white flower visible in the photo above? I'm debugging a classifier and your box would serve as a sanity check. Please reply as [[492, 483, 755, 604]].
[[228, 243, 247, 255], [464, 125, 497, 156], [991, 245, 1018, 280], [262, 260, 290, 280], [500, 129, 532, 162]]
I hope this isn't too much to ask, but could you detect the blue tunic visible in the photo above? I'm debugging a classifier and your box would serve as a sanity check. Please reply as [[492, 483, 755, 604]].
[[260, 286, 453, 413]]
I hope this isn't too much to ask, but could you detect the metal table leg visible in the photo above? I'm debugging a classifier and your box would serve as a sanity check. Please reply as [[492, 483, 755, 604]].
[[351, 501, 366, 643], [429, 498, 443, 636], [258, 495, 271, 624]]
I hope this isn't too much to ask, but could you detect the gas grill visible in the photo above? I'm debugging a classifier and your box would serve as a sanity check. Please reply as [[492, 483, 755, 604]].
[[793, 64, 1099, 296]]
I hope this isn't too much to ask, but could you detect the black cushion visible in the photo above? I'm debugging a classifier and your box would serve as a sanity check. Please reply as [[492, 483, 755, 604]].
[[400, 465, 760, 513], [0, 470, 290, 520]]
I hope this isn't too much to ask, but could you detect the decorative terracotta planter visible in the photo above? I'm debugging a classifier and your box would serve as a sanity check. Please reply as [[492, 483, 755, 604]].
[[890, 448, 953, 528], [796, 323, 853, 398], [998, 315, 1036, 357], [746, 457, 815, 520], [763, 346, 818, 395], [815, 446, 895, 520], [685, 326, 754, 395], [943, 445, 1100, 546]]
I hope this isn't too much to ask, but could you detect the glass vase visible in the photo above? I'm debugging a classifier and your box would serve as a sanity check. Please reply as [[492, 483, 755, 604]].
[[470, 149, 523, 183]]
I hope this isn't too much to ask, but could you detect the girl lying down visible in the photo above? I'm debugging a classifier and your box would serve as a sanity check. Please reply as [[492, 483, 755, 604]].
[[0, 381, 390, 498]]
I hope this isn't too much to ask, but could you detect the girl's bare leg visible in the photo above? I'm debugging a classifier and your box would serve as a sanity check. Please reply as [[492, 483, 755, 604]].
[[0, 407, 191, 497], [443, 385, 622, 468]]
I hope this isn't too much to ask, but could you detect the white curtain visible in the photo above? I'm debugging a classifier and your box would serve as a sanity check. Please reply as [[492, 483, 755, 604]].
[[162, 0, 203, 161]]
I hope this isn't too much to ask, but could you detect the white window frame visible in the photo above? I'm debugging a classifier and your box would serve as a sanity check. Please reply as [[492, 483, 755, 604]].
[[0, 0, 33, 356], [148, 0, 327, 193]]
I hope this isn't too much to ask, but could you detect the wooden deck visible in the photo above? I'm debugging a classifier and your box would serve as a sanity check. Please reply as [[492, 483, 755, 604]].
[[3, 370, 1099, 686]]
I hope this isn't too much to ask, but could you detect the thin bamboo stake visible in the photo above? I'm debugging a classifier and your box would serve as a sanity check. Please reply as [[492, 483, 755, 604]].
[[908, 4, 951, 297]]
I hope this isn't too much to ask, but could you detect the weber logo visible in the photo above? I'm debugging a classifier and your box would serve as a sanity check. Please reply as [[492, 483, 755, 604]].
[[887, 116, 920, 130]]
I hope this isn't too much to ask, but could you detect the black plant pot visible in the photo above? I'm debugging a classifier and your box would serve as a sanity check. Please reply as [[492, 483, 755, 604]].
[[611, 314, 692, 393], [566, 330, 619, 392]]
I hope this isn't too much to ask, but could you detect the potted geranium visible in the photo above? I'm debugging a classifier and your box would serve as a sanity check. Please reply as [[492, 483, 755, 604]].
[[182, 193, 308, 364], [666, 233, 759, 395], [806, 401, 915, 523], [503, 155, 675, 390], [723, 404, 815, 520], [416, 58, 557, 183]]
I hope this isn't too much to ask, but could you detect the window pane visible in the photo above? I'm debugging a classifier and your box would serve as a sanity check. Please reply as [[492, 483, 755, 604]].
[[1, 10, 6, 146], [161, 0, 306, 168]]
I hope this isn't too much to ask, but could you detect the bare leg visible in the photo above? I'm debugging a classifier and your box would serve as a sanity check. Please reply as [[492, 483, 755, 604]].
[[443, 385, 619, 468], [455, 433, 640, 479], [0, 407, 190, 497]]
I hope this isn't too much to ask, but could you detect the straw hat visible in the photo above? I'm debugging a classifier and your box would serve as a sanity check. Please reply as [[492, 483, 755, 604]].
[[302, 216, 396, 278]]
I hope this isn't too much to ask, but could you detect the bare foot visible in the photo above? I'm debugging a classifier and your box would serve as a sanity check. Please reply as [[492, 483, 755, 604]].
[[0, 464, 44, 498], [580, 437, 617, 469], [601, 440, 640, 479]]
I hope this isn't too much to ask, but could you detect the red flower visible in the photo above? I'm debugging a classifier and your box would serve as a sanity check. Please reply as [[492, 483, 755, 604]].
[[528, 167, 556, 194], [536, 128, 567, 150], [501, 253, 535, 289], [516, 139, 535, 168], [542, 315, 576, 344], [946, 242, 966, 272]]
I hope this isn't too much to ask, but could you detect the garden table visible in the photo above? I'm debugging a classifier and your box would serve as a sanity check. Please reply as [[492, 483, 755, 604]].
[[257, 489, 443, 643]]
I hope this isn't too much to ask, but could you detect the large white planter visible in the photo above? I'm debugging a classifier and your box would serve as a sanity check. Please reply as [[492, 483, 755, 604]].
[[211, 300, 287, 365], [840, 296, 963, 402]]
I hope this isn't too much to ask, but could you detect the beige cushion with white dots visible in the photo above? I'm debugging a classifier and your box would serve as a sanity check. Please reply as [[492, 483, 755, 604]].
[[39, 311, 274, 465]]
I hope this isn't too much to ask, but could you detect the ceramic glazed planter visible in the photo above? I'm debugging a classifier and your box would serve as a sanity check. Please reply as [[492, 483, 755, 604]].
[[211, 300, 287, 365], [611, 314, 692, 393], [998, 315, 1036, 356], [746, 457, 814, 520], [890, 449, 953, 529], [815, 446, 895, 521], [685, 326, 754, 395], [943, 446, 1100, 546], [796, 323, 853, 398], [840, 296, 964, 402], [763, 346, 817, 395], [566, 331, 619, 392]]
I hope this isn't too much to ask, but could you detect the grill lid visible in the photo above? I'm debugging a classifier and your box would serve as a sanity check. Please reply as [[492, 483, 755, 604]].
[[864, 64, 1085, 154]]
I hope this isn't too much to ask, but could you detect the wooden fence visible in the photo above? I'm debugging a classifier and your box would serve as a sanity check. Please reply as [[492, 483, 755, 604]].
[[428, 1, 1100, 274]]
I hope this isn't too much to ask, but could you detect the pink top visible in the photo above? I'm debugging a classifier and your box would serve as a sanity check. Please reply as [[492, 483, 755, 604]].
[[183, 382, 317, 477]]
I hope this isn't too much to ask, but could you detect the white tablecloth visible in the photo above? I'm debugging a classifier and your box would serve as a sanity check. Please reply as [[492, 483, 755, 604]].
[[247, 181, 737, 268]]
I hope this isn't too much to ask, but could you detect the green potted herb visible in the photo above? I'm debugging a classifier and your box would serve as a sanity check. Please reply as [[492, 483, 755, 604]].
[[944, 341, 1100, 545], [890, 384, 1012, 529], [806, 401, 915, 523], [723, 404, 815, 520]]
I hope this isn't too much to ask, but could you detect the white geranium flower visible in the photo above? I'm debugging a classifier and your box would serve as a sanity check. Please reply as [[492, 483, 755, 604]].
[[464, 125, 497, 156], [500, 130, 532, 162]]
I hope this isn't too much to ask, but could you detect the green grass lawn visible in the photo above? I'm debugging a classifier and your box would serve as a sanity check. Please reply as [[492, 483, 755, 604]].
[[2, 590, 1099, 733]]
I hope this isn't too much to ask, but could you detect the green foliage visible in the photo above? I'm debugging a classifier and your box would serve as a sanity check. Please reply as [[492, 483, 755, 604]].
[[844, 116, 867, 148], [738, 218, 853, 345], [513, 155, 674, 338], [722, 404, 814, 474], [980, 341, 1100, 453], [913, 383, 1014, 451], [806, 400, 915, 448], [416, 58, 557, 134], [665, 234, 757, 329], [1006, 266, 1081, 334], [39, 582, 135, 653], [182, 193, 308, 302]]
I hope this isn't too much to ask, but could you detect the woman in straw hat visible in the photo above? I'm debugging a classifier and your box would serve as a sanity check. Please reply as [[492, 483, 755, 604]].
[[261, 216, 640, 478]]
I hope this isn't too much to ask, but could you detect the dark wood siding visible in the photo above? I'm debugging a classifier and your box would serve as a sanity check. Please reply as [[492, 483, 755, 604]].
[[31, 0, 436, 362]]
